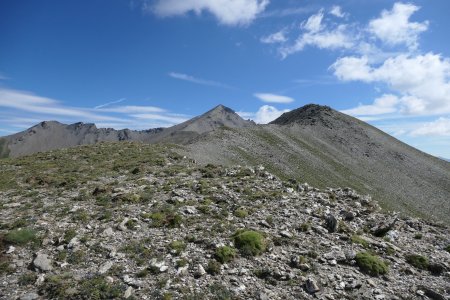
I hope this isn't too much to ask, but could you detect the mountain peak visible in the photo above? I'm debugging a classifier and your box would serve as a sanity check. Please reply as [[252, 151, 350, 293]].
[[207, 104, 236, 115], [270, 104, 335, 126], [177, 104, 252, 134]]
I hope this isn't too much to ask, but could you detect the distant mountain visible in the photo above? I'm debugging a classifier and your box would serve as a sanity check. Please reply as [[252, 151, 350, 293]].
[[439, 157, 450, 162], [0, 105, 253, 158], [1, 103, 449, 223]]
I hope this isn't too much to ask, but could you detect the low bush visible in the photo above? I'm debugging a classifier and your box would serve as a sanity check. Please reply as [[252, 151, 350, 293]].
[[168, 240, 186, 256], [215, 246, 236, 264], [234, 208, 248, 218], [233, 230, 266, 257], [405, 254, 429, 270], [355, 252, 389, 276], [206, 260, 221, 275], [4, 228, 37, 245]]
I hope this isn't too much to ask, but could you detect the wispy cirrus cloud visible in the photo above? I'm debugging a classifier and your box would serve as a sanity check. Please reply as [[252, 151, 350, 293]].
[[0, 87, 189, 133], [259, 6, 313, 18], [0, 72, 9, 80], [168, 72, 234, 89], [94, 98, 126, 109], [254, 93, 294, 104], [96, 105, 166, 114]]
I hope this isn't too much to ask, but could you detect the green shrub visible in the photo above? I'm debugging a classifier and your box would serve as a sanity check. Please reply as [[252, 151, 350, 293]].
[[215, 246, 236, 264], [233, 230, 266, 257], [146, 212, 182, 228], [0, 261, 14, 275], [64, 228, 77, 243], [206, 260, 221, 275], [234, 208, 248, 218], [405, 254, 429, 270], [67, 250, 85, 265], [176, 258, 188, 268], [19, 272, 37, 286], [298, 222, 310, 232], [136, 268, 149, 278], [39, 275, 72, 299], [445, 245, 450, 253], [125, 219, 138, 230], [78, 276, 124, 299], [4, 228, 37, 245], [168, 240, 186, 256], [351, 235, 369, 248], [355, 252, 389, 276], [414, 233, 423, 240], [167, 213, 182, 228]]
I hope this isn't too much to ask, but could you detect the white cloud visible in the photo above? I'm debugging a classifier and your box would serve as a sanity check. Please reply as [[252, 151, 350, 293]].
[[151, 0, 269, 26], [330, 6, 345, 18], [279, 10, 354, 58], [341, 94, 399, 116], [302, 10, 324, 33], [130, 113, 188, 124], [0, 88, 121, 121], [254, 93, 294, 103], [97, 105, 166, 113], [368, 2, 428, 50], [333, 53, 450, 115], [255, 105, 289, 123], [94, 98, 126, 109], [331, 56, 374, 81], [0, 87, 187, 131], [260, 29, 287, 44], [237, 105, 290, 123], [169, 72, 233, 89], [259, 7, 312, 18], [410, 118, 450, 136]]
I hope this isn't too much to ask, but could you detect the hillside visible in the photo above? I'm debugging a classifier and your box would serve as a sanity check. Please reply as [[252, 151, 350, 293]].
[[184, 105, 450, 223], [0, 142, 448, 299]]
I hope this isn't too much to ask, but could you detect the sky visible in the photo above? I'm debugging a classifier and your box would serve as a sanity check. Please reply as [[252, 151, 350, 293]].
[[0, 0, 450, 158]]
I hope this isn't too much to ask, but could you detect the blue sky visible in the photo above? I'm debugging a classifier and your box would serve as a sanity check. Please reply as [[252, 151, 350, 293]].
[[1, 0, 449, 158]]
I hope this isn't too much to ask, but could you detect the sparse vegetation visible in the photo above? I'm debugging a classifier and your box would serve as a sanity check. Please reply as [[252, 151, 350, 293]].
[[234, 207, 248, 218], [351, 235, 369, 248], [405, 254, 429, 270], [355, 252, 389, 276], [4, 228, 37, 246], [168, 240, 186, 256], [215, 246, 236, 263], [0, 141, 448, 299], [206, 260, 221, 275]]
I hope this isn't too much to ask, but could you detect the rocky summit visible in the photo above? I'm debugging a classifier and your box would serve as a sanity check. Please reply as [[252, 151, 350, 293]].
[[0, 142, 449, 299]]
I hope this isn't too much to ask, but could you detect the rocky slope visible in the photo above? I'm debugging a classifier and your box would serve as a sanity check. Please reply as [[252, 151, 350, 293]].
[[185, 105, 450, 224], [0, 142, 449, 300]]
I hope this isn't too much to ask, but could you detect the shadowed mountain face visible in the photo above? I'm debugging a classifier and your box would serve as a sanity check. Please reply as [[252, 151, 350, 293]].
[[1, 104, 449, 222]]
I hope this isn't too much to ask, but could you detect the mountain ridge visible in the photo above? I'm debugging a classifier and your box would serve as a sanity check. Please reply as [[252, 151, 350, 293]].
[[1, 104, 449, 223], [0, 104, 250, 158]]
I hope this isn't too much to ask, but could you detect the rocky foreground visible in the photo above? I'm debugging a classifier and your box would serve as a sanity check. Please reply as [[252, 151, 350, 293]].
[[0, 142, 449, 300]]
